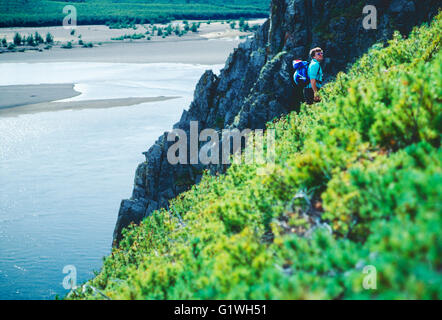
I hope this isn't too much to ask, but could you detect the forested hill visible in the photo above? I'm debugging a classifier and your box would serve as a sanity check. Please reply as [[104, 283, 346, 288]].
[[0, 0, 269, 27]]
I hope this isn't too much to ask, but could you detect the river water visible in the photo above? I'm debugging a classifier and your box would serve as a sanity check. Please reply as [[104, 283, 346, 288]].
[[0, 62, 221, 299]]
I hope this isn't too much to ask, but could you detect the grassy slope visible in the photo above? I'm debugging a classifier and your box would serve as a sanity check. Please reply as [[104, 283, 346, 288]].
[[0, 0, 269, 27], [70, 13, 441, 300]]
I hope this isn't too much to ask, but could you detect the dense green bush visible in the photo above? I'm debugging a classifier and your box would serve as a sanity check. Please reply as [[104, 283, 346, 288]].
[[61, 41, 73, 49], [45, 32, 54, 44], [69, 13, 442, 300], [26, 34, 36, 46], [34, 31, 44, 44], [13, 33, 22, 45], [111, 33, 145, 40], [190, 22, 199, 32]]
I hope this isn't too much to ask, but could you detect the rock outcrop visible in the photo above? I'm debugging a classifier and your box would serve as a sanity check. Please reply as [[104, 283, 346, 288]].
[[113, 0, 440, 245]]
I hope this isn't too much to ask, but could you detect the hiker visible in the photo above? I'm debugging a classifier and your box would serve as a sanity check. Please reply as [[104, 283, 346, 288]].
[[304, 47, 324, 104], [292, 47, 324, 105]]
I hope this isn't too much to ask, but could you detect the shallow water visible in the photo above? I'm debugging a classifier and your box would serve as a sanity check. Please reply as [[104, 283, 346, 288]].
[[0, 62, 222, 299]]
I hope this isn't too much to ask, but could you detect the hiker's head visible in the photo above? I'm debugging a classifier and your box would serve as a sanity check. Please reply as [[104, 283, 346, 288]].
[[310, 47, 324, 62]]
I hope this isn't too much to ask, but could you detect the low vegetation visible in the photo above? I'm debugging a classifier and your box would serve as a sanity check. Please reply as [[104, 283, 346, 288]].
[[61, 41, 73, 49], [1, 31, 54, 52], [110, 21, 205, 41], [69, 13, 441, 300]]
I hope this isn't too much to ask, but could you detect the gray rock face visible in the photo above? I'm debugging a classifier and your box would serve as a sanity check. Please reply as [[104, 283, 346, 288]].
[[113, 0, 440, 245]]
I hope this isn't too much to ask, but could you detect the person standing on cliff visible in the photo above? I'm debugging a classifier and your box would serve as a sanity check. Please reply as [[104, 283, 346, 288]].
[[304, 47, 324, 105]]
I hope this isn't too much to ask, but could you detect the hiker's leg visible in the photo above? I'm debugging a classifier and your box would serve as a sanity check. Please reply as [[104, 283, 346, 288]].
[[303, 88, 314, 105]]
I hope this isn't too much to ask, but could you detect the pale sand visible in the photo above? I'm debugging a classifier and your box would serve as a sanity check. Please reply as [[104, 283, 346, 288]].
[[0, 84, 81, 109], [0, 39, 243, 64], [0, 96, 180, 117]]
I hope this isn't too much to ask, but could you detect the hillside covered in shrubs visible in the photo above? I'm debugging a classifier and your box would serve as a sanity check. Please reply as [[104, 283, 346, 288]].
[[69, 12, 441, 300]]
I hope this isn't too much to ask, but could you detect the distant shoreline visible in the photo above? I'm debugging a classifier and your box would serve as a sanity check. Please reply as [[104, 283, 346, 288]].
[[0, 19, 266, 58], [0, 95, 180, 117], [0, 39, 244, 64]]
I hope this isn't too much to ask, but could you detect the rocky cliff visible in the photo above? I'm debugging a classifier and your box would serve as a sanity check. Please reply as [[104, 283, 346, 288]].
[[113, 0, 440, 244]]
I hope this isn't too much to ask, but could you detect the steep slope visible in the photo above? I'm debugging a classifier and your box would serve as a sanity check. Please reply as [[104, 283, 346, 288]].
[[114, 0, 440, 244], [71, 12, 441, 300]]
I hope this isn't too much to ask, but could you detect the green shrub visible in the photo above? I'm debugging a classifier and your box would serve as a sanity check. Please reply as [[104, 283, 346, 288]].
[[241, 23, 250, 32], [34, 31, 44, 44], [239, 17, 245, 28], [165, 24, 173, 36], [13, 33, 22, 45], [190, 22, 198, 32], [45, 32, 53, 44], [130, 33, 145, 40], [61, 41, 72, 49], [174, 25, 181, 36], [26, 34, 36, 46]]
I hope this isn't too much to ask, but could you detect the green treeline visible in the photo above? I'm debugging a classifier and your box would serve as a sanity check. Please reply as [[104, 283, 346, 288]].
[[0, 0, 269, 27]]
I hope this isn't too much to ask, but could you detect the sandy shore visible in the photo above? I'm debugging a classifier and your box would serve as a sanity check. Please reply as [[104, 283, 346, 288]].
[[0, 39, 243, 64], [0, 84, 81, 109], [0, 96, 180, 117]]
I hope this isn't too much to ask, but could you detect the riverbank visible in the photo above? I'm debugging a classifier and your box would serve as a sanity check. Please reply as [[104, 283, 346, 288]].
[[0, 95, 180, 117], [0, 19, 266, 60], [0, 38, 245, 64], [0, 84, 80, 110]]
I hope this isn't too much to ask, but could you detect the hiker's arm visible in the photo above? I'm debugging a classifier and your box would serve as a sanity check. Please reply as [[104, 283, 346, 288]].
[[310, 79, 321, 101]]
